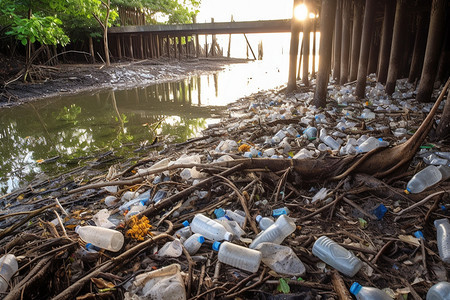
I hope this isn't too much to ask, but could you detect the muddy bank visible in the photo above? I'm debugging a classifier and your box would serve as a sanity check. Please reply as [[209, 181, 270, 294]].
[[0, 57, 251, 108]]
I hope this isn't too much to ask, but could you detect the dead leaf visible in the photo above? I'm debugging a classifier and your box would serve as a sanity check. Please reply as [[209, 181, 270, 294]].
[[398, 235, 420, 247], [91, 277, 115, 289]]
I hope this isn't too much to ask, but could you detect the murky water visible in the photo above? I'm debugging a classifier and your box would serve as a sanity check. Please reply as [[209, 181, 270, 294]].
[[0, 59, 290, 194]]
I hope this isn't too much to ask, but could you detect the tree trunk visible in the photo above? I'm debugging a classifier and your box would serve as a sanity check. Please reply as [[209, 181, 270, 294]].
[[287, 0, 302, 93], [355, 0, 376, 99], [313, 0, 337, 108], [332, 0, 342, 82], [377, 0, 395, 84], [408, 10, 429, 83], [416, 0, 446, 102], [385, 0, 408, 95], [339, 0, 351, 85], [349, 1, 363, 82], [435, 90, 450, 140], [104, 0, 111, 66], [89, 36, 96, 63], [302, 9, 312, 86]]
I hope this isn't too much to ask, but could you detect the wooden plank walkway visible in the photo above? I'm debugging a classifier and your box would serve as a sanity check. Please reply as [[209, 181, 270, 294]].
[[109, 19, 293, 35]]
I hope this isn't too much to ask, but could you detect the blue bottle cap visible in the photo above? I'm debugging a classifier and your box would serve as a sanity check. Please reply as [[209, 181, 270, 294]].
[[273, 207, 288, 218], [212, 241, 221, 251], [214, 208, 225, 218], [373, 204, 387, 220], [349, 282, 362, 295], [139, 200, 146, 206], [198, 236, 205, 244], [414, 231, 424, 240], [182, 220, 190, 227], [256, 215, 262, 223], [378, 138, 383, 141]]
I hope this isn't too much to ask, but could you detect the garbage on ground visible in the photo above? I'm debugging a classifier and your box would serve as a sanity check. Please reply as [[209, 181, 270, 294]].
[[349, 282, 392, 300], [0, 254, 18, 293], [254, 242, 305, 276], [2, 76, 450, 299]]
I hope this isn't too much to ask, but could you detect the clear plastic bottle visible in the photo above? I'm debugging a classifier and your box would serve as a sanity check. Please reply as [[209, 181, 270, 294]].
[[349, 282, 391, 300], [434, 218, 450, 263], [0, 254, 18, 293], [256, 215, 275, 230], [272, 207, 290, 218], [190, 214, 233, 241], [249, 215, 296, 249], [312, 236, 362, 277], [356, 137, 389, 153], [174, 220, 192, 243], [212, 241, 262, 273], [225, 209, 246, 228], [405, 165, 450, 194], [183, 233, 205, 255], [426, 282, 450, 300], [75, 226, 124, 252], [320, 135, 340, 150]]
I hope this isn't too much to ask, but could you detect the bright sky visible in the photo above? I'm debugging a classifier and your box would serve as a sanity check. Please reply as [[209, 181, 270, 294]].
[[196, 0, 295, 23]]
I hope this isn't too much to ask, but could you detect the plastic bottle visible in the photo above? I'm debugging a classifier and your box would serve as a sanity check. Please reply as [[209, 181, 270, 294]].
[[405, 165, 450, 194], [249, 214, 296, 249], [75, 226, 124, 252], [158, 239, 183, 258], [320, 134, 340, 150], [190, 214, 233, 241], [174, 220, 192, 243], [434, 218, 450, 263], [183, 233, 205, 255], [225, 209, 246, 228], [272, 207, 290, 218], [254, 242, 305, 276], [212, 241, 262, 273], [349, 282, 391, 300], [0, 254, 18, 293], [256, 215, 275, 230], [426, 282, 450, 300], [312, 236, 362, 277], [124, 200, 147, 221], [215, 219, 245, 239], [356, 137, 389, 153], [303, 127, 318, 139]]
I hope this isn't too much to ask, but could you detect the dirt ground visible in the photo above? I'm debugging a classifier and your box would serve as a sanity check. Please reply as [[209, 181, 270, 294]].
[[0, 57, 251, 108]]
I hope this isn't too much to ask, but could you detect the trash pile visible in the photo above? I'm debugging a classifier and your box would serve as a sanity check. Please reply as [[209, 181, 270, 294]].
[[0, 76, 450, 299]]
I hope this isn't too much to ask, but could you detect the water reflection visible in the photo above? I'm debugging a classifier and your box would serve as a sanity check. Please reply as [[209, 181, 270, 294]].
[[0, 77, 224, 195]]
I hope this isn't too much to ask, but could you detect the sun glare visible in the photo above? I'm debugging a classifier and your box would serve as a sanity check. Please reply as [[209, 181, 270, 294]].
[[294, 4, 308, 21]]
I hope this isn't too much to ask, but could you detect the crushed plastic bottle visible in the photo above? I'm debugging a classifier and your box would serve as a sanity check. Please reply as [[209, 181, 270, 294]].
[[405, 165, 450, 194], [434, 218, 450, 263], [254, 242, 305, 276], [174, 221, 192, 243], [158, 239, 183, 258], [249, 214, 296, 249], [256, 215, 275, 230], [212, 241, 262, 273], [190, 214, 233, 241], [272, 207, 290, 218], [129, 264, 186, 300], [215, 219, 245, 239], [356, 137, 389, 153], [349, 282, 391, 300], [0, 254, 18, 293], [75, 226, 124, 252], [312, 236, 362, 277], [319, 129, 340, 150], [426, 282, 450, 300]]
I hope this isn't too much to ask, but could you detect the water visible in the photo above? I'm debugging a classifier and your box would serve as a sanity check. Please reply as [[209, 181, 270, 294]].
[[0, 59, 292, 195]]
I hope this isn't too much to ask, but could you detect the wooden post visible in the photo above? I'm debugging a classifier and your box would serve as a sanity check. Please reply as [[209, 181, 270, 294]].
[[339, 0, 351, 84], [140, 34, 144, 59], [192, 16, 200, 58], [128, 35, 133, 59], [408, 11, 429, 83], [355, 0, 376, 99], [367, 27, 380, 75], [211, 18, 216, 56], [287, 0, 302, 93], [297, 37, 303, 79], [332, 0, 342, 82], [185, 35, 189, 58], [167, 35, 170, 59], [312, 11, 317, 78], [416, 0, 447, 102], [302, 1, 313, 86], [377, 0, 395, 84], [314, 0, 337, 108], [349, 1, 363, 81], [227, 15, 233, 58], [436, 20, 450, 84], [385, 0, 408, 95], [157, 35, 161, 58], [243, 34, 257, 60], [205, 34, 208, 57]]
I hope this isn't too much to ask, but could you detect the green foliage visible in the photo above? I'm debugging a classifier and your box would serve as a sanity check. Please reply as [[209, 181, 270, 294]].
[[56, 104, 82, 125], [277, 278, 290, 294]]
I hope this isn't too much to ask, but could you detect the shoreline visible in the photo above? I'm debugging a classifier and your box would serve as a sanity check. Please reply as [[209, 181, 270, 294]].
[[0, 57, 252, 109]]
